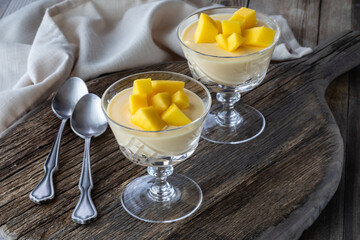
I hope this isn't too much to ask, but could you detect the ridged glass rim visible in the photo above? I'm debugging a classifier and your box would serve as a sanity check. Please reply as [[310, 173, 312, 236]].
[[101, 71, 212, 133], [177, 7, 281, 59]]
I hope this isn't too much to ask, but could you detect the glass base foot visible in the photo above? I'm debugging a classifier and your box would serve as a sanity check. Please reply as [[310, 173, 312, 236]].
[[201, 102, 265, 144], [121, 174, 202, 223]]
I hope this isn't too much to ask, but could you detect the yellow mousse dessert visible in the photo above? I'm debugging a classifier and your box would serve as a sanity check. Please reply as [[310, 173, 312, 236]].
[[180, 7, 279, 87], [184, 7, 275, 55], [106, 78, 205, 160]]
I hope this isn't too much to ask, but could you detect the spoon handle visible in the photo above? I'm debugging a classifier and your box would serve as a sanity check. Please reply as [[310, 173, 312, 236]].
[[72, 137, 97, 224], [29, 118, 67, 204]]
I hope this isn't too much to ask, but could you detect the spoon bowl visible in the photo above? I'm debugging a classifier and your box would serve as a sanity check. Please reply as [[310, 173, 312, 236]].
[[30, 77, 88, 204], [71, 94, 108, 138], [52, 77, 89, 119], [70, 93, 108, 224]]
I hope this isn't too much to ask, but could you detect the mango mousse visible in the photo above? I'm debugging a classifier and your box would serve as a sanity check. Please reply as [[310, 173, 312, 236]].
[[180, 7, 279, 87], [106, 78, 205, 159], [109, 78, 201, 131], [184, 7, 275, 56]]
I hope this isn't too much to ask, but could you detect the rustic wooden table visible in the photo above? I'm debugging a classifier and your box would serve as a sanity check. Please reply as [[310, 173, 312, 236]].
[[0, 0, 359, 239]]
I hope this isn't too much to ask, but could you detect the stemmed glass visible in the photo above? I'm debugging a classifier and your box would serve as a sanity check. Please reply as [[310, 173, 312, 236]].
[[101, 71, 211, 223], [178, 7, 280, 144]]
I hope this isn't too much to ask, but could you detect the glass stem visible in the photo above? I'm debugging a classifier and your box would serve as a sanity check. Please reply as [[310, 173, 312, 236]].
[[147, 166, 175, 202], [216, 92, 242, 126]]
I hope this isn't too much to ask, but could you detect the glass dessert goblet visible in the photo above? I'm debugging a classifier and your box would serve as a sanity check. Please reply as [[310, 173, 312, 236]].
[[101, 71, 211, 223], [178, 7, 280, 144]]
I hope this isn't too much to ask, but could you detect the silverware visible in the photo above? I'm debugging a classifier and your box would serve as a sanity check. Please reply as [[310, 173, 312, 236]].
[[70, 93, 108, 224], [29, 77, 88, 204]]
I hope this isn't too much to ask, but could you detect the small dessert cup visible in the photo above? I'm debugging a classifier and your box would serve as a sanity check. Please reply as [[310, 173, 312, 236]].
[[102, 71, 211, 223], [178, 7, 280, 144]]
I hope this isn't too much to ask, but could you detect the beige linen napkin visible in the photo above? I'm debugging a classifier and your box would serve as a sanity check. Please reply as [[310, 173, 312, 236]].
[[0, 0, 196, 134], [0, 0, 311, 134], [271, 15, 312, 61]]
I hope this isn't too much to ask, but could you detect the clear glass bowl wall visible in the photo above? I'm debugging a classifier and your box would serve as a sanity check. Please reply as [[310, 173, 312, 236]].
[[178, 8, 280, 93], [101, 71, 211, 167]]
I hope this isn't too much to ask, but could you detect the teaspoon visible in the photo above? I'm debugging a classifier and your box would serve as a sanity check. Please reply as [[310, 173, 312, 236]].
[[30, 77, 88, 204], [70, 93, 108, 224]]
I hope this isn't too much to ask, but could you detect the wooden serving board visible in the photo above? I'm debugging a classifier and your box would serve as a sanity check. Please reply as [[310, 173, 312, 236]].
[[1, 30, 359, 240]]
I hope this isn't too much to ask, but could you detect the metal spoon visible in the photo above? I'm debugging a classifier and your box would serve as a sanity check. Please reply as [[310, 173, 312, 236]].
[[29, 77, 88, 204], [70, 93, 108, 224]]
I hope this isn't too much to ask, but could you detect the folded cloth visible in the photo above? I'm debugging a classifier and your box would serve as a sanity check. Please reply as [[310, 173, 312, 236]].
[[271, 15, 313, 61], [0, 0, 312, 134]]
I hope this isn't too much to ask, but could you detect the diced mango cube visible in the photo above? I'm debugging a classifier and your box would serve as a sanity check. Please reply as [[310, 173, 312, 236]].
[[229, 14, 245, 32], [229, 13, 245, 32], [229, 13, 246, 31], [228, 33, 245, 51], [232, 7, 257, 29], [130, 106, 165, 131], [215, 20, 222, 33], [194, 13, 218, 43], [244, 26, 275, 47], [216, 34, 228, 50], [151, 80, 185, 95], [221, 20, 242, 35], [129, 94, 148, 114], [151, 92, 171, 114], [229, 12, 244, 22], [172, 90, 189, 109], [133, 78, 153, 95], [161, 104, 191, 126]]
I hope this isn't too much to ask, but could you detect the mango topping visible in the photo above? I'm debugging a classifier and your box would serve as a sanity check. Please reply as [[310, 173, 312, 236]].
[[231, 7, 257, 29], [221, 20, 242, 35], [214, 20, 222, 33], [216, 34, 228, 50], [128, 78, 192, 131], [130, 106, 166, 131], [133, 78, 153, 95], [161, 104, 192, 126], [172, 90, 189, 109], [151, 92, 171, 114], [192, 7, 275, 52], [229, 14, 246, 31], [228, 33, 245, 52], [152, 80, 185, 95], [129, 94, 148, 114], [244, 26, 275, 47], [194, 13, 219, 43]]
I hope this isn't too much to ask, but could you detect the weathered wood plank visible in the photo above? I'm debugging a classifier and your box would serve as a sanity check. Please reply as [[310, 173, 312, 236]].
[[248, 0, 320, 48], [300, 0, 353, 239], [342, 3, 360, 239], [343, 65, 360, 240], [0, 30, 359, 239], [318, 0, 352, 44], [0, 0, 356, 239], [209, 0, 248, 7], [300, 74, 348, 240]]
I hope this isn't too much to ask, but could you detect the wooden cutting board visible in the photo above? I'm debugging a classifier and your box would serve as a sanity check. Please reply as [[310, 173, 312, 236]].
[[0, 30, 359, 240]]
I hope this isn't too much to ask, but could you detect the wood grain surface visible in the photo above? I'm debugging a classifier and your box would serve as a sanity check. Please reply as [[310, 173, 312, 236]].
[[1, 0, 359, 239], [0, 30, 359, 239]]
